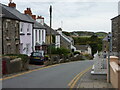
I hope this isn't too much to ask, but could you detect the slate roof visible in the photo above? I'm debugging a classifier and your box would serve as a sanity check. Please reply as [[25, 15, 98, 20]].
[[1, 4, 20, 20], [2, 4, 34, 23], [27, 15, 46, 29], [44, 23, 58, 35], [75, 45, 91, 51]]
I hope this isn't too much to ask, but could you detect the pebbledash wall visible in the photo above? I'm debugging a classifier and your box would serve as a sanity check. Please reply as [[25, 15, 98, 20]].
[[19, 22, 33, 56]]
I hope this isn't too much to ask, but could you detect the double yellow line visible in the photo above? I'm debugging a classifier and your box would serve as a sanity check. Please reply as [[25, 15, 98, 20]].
[[0, 64, 60, 81], [68, 66, 92, 89]]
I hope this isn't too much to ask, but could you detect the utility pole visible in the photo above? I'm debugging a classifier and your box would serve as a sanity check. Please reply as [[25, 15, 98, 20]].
[[49, 5, 52, 61], [107, 33, 111, 83]]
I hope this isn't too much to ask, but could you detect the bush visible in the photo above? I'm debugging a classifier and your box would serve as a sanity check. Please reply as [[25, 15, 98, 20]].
[[74, 51, 80, 55], [5, 54, 29, 63], [48, 46, 70, 56], [83, 54, 93, 60]]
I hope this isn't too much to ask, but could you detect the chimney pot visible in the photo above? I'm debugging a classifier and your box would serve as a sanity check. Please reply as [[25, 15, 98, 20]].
[[8, 2, 16, 8]]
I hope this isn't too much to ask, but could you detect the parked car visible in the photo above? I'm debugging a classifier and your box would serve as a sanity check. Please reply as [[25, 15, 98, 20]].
[[29, 51, 45, 64]]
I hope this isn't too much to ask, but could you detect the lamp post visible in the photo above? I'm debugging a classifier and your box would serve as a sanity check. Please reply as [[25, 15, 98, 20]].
[[49, 5, 52, 60], [107, 33, 111, 83]]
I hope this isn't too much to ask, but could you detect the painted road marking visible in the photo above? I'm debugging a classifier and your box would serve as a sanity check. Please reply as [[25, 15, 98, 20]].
[[0, 64, 60, 81], [68, 66, 92, 89], [0, 61, 76, 81]]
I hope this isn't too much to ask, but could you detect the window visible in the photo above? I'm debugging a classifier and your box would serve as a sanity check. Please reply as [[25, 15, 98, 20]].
[[27, 24, 30, 32], [6, 22, 8, 28], [39, 30, 40, 41], [35, 30, 37, 42], [42, 30, 44, 42], [20, 23, 24, 33], [26, 44, 30, 54]]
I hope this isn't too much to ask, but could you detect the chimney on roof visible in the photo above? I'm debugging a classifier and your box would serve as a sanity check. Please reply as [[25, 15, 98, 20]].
[[32, 15, 36, 20], [8, 0, 16, 8], [36, 15, 44, 25], [24, 8, 32, 16], [57, 28, 62, 35]]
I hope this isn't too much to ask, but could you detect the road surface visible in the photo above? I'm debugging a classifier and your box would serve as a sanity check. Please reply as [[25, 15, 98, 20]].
[[2, 60, 93, 88]]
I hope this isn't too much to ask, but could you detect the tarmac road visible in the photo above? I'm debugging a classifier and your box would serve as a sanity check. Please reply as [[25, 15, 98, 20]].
[[2, 60, 93, 88]]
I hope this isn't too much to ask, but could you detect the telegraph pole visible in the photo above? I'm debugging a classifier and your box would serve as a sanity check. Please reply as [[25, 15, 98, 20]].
[[49, 5, 52, 61], [107, 33, 111, 83]]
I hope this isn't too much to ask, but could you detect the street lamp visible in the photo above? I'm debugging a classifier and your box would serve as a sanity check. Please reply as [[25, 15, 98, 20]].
[[49, 5, 52, 60], [107, 33, 111, 83]]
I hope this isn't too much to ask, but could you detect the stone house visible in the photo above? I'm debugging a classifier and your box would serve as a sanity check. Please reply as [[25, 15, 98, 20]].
[[56, 28, 76, 51], [102, 35, 109, 52], [44, 23, 58, 46], [74, 45, 92, 55], [111, 15, 120, 56], [2, 4, 20, 54], [3, 2, 34, 56]]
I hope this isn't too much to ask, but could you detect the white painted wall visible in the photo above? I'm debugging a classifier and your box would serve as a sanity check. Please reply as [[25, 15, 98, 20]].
[[36, 19, 44, 25], [19, 22, 32, 56], [88, 47, 92, 55], [55, 35, 60, 48], [33, 29, 46, 51]]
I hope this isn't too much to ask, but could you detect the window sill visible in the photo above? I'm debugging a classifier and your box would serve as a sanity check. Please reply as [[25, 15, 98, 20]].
[[20, 33, 25, 35], [27, 33, 31, 35]]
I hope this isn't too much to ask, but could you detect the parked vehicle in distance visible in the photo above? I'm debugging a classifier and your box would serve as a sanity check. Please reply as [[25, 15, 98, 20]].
[[29, 51, 45, 64]]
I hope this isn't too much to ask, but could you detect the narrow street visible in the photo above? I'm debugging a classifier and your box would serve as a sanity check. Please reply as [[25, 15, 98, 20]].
[[3, 60, 93, 88]]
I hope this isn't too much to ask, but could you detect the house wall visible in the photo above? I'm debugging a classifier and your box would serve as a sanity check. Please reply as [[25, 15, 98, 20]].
[[55, 35, 60, 48], [88, 47, 92, 55], [112, 17, 120, 53], [19, 22, 32, 56], [33, 29, 46, 51], [46, 35, 53, 45], [2, 19, 20, 54], [60, 36, 71, 50], [102, 41, 109, 52]]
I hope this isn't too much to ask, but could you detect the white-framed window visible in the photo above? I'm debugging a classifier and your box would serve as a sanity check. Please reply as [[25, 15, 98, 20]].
[[35, 30, 37, 42], [39, 30, 40, 42], [6, 22, 8, 28], [26, 43, 30, 54], [27, 24, 30, 33], [20, 23, 24, 33]]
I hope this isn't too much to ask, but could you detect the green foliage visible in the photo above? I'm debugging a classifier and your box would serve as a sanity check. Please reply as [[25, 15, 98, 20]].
[[5, 54, 29, 63], [49, 46, 70, 56], [74, 51, 80, 55], [63, 31, 71, 36], [73, 35, 103, 56]]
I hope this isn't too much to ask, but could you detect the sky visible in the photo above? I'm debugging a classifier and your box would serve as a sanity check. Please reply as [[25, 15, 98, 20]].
[[1, 0, 120, 32]]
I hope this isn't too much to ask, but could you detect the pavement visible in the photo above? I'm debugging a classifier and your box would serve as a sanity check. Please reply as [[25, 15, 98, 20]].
[[77, 69, 113, 88]]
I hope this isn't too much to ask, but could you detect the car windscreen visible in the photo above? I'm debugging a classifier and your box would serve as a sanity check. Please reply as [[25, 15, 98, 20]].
[[32, 52, 42, 56]]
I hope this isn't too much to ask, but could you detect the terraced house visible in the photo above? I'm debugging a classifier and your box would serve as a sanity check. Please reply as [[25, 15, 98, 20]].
[[24, 8, 47, 54], [2, 3, 20, 54], [2, 2, 34, 56], [111, 15, 120, 56]]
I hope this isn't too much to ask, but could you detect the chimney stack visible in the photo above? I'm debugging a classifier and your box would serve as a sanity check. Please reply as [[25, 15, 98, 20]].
[[24, 8, 32, 16], [8, 0, 16, 8], [32, 15, 36, 20], [36, 15, 44, 25]]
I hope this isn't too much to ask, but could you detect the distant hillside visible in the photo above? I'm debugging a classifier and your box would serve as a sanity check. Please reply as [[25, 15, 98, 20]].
[[62, 31, 107, 38]]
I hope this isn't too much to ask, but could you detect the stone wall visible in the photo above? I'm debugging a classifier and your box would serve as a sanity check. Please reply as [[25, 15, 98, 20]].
[[111, 16, 120, 53], [2, 19, 20, 54]]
